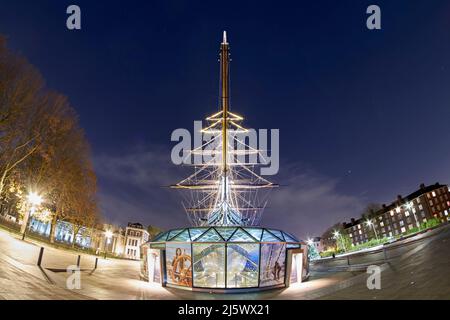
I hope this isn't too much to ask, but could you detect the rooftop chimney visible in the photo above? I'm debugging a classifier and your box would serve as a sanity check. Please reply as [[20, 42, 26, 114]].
[[420, 183, 425, 189]]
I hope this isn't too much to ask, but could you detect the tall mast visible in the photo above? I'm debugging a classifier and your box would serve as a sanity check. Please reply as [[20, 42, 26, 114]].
[[172, 32, 278, 227], [220, 31, 229, 179]]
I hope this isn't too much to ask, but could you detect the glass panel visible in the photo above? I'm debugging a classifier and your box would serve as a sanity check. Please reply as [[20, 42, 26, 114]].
[[165, 243, 192, 287], [283, 232, 298, 242], [226, 243, 259, 288], [167, 229, 185, 240], [214, 227, 236, 241], [259, 243, 286, 287], [287, 243, 300, 248], [269, 229, 285, 241], [245, 228, 263, 241], [197, 228, 224, 242], [193, 244, 226, 288], [189, 228, 206, 241], [170, 229, 191, 242], [261, 229, 282, 242], [229, 228, 256, 242], [153, 231, 168, 242]]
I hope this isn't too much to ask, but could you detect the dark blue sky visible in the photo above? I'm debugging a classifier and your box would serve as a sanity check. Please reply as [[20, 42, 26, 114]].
[[2, 0, 450, 238]]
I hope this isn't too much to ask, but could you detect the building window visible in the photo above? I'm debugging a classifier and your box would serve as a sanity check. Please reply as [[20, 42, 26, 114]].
[[396, 207, 401, 213], [419, 204, 423, 210], [432, 191, 436, 197], [399, 220, 404, 226], [405, 211, 410, 217], [390, 210, 394, 216], [401, 227, 406, 233]]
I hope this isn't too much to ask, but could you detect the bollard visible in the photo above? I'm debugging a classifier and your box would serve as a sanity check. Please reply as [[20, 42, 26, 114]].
[[347, 255, 350, 266], [77, 255, 81, 267], [94, 257, 98, 269], [37, 247, 44, 267], [383, 247, 388, 261]]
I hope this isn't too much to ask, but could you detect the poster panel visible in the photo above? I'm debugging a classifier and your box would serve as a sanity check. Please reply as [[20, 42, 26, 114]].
[[259, 243, 286, 287], [166, 243, 192, 287], [148, 249, 161, 284]]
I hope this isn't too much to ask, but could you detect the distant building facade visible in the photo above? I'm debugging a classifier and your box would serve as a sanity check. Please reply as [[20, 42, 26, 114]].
[[343, 183, 450, 246], [124, 222, 149, 260], [309, 237, 324, 253]]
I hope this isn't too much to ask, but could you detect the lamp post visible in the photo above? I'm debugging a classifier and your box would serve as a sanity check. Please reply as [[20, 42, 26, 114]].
[[104, 230, 113, 259], [405, 202, 420, 230], [333, 230, 346, 252], [21, 192, 43, 241], [366, 219, 379, 241]]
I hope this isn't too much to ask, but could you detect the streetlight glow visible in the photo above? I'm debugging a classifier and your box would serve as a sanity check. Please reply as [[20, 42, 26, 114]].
[[27, 192, 43, 206], [105, 230, 113, 239]]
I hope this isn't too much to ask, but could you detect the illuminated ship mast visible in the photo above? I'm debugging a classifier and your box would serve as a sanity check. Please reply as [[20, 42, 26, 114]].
[[172, 32, 277, 227]]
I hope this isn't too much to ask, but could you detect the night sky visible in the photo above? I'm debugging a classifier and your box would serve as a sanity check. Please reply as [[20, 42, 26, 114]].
[[1, 0, 450, 239]]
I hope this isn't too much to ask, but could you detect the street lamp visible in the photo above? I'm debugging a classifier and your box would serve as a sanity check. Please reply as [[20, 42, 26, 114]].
[[333, 230, 346, 252], [21, 191, 43, 241], [404, 202, 420, 230], [366, 219, 379, 240], [104, 230, 113, 259]]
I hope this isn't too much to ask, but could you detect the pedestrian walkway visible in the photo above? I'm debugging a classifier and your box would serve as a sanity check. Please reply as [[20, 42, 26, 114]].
[[0, 255, 90, 300]]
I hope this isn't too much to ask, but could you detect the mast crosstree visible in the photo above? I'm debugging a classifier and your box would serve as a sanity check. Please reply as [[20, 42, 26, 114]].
[[171, 32, 278, 227]]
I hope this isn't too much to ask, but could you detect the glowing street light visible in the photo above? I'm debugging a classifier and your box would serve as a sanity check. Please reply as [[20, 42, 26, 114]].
[[21, 191, 43, 241], [332, 230, 347, 252], [404, 202, 420, 230], [307, 238, 314, 246], [366, 219, 379, 240], [104, 230, 113, 259]]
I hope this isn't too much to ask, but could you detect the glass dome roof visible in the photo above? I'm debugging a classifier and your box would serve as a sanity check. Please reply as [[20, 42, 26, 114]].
[[151, 226, 301, 243]]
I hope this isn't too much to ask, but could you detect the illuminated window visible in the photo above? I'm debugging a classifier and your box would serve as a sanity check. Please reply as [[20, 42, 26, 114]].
[[359, 230, 362, 235], [390, 210, 394, 216], [380, 222, 384, 227], [419, 204, 423, 210], [401, 227, 407, 233], [405, 211, 410, 217], [432, 191, 436, 197], [396, 207, 401, 213], [445, 210, 448, 216], [399, 220, 404, 226]]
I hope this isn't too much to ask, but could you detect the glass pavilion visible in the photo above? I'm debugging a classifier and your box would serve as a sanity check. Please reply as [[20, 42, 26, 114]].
[[140, 226, 309, 291], [140, 33, 309, 292]]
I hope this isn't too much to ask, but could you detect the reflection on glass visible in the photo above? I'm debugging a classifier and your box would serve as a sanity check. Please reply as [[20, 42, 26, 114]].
[[193, 244, 225, 288], [259, 243, 286, 287], [166, 243, 192, 287], [226, 244, 259, 288]]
